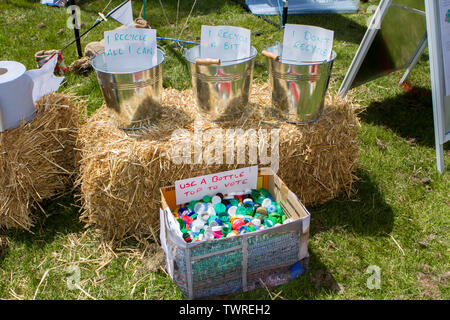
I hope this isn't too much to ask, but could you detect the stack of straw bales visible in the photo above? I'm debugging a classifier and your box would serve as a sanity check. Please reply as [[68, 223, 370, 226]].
[[77, 83, 360, 241], [0, 93, 83, 231]]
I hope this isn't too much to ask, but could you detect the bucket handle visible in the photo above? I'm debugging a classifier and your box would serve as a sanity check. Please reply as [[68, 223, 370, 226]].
[[261, 50, 280, 61], [195, 58, 221, 65]]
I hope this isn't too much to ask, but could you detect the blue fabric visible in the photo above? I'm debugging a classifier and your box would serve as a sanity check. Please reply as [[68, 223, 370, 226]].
[[40, 0, 68, 7], [245, 0, 359, 15]]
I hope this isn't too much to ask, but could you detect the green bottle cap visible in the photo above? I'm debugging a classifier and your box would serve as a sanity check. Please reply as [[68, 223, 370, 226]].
[[264, 217, 276, 228], [208, 215, 219, 226], [256, 195, 266, 205], [236, 206, 247, 216], [203, 195, 212, 203], [230, 198, 239, 206], [259, 188, 270, 197], [219, 215, 230, 223], [214, 203, 226, 214], [177, 218, 185, 229], [251, 189, 260, 199], [187, 200, 198, 210]]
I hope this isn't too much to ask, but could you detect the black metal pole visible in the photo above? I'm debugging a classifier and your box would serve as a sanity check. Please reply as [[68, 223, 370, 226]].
[[282, 0, 289, 27], [62, 0, 131, 53], [70, 0, 82, 58]]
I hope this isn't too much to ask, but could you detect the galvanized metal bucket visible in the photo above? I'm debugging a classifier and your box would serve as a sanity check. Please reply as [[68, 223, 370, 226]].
[[265, 42, 336, 124], [91, 47, 165, 130], [184, 45, 258, 122]]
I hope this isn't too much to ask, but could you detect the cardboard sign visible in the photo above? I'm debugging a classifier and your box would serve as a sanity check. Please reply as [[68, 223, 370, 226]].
[[200, 25, 251, 62], [175, 166, 258, 205], [104, 28, 157, 72], [282, 24, 334, 62]]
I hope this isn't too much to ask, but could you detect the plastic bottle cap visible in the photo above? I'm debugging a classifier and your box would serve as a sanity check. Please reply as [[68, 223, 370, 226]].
[[238, 225, 248, 234], [228, 206, 238, 216], [261, 198, 272, 208], [230, 199, 240, 206], [256, 195, 266, 205], [236, 206, 247, 216], [264, 217, 276, 228], [211, 195, 222, 205], [194, 202, 206, 213], [208, 215, 220, 227], [267, 204, 277, 213], [207, 206, 216, 216], [232, 219, 245, 230], [214, 202, 226, 214], [199, 211, 210, 221], [251, 218, 261, 227], [256, 206, 268, 216], [259, 188, 270, 197]]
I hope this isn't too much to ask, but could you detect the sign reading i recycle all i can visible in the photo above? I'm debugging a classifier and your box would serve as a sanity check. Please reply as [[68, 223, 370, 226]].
[[104, 28, 157, 72]]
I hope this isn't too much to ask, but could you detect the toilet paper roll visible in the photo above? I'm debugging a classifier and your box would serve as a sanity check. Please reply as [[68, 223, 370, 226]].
[[0, 61, 36, 132]]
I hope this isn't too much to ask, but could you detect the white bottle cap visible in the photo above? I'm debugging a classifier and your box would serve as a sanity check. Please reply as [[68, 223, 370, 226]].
[[261, 198, 272, 208]]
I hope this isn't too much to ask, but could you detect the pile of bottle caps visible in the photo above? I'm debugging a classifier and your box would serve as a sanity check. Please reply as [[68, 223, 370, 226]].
[[171, 188, 293, 243]]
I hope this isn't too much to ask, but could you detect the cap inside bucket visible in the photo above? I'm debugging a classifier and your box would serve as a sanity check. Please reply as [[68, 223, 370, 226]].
[[0, 68, 7, 76]]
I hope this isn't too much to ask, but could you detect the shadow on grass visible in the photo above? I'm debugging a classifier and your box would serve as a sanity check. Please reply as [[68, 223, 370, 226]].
[[1, 192, 83, 250], [283, 13, 367, 44], [359, 87, 446, 149], [309, 169, 394, 236]]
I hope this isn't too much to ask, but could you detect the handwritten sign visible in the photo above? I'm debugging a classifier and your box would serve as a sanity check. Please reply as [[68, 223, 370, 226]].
[[200, 25, 251, 62], [282, 24, 334, 62], [174, 166, 258, 205], [104, 28, 157, 72]]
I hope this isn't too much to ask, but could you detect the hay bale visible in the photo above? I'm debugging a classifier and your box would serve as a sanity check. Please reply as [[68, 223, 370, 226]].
[[77, 83, 360, 240], [0, 93, 83, 231]]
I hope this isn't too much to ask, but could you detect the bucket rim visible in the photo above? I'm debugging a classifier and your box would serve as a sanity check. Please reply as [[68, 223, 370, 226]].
[[264, 42, 337, 66], [91, 46, 166, 75], [183, 45, 258, 66]]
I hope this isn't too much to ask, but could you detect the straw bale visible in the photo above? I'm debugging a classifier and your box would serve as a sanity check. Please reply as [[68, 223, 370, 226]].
[[0, 93, 83, 231], [77, 83, 360, 241]]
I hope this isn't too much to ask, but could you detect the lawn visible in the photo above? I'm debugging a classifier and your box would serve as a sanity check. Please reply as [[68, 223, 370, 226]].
[[0, 0, 448, 300]]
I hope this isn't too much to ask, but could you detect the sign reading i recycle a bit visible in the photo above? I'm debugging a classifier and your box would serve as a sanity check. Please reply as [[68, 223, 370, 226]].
[[104, 28, 157, 72]]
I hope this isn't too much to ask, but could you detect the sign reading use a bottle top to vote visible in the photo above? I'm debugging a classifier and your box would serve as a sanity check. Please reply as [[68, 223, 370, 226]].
[[200, 25, 251, 62], [174, 166, 259, 205], [104, 28, 157, 71], [282, 24, 334, 62]]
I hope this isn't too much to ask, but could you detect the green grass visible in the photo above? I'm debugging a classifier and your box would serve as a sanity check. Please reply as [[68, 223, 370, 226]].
[[0, 0, 449, 300]]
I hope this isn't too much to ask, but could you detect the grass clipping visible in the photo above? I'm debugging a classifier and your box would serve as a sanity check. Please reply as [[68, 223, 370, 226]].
[[0, 93, 82, 231], [77, 83, 360, 241]]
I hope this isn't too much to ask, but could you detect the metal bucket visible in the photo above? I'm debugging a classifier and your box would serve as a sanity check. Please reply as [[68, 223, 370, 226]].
[[184, 45, 258, 122], [91, 47, 165, 129], [265, 42, 337, 124]]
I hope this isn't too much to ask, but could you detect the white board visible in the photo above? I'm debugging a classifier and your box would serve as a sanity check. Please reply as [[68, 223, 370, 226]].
[[425, 0, 450, 173], [339, 0, 448, 173]]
